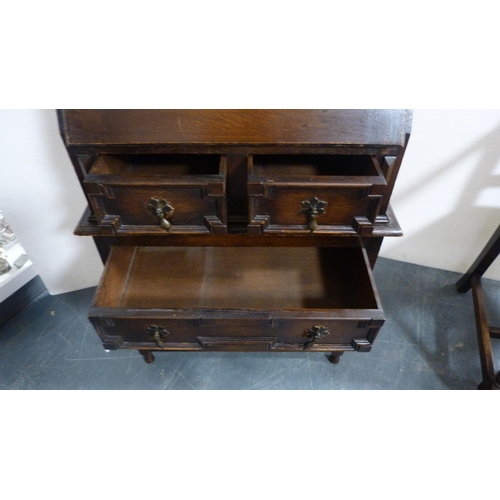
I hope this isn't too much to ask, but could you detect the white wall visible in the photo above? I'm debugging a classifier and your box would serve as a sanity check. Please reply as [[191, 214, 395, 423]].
[[1, 109, 500, 295], [0, 110, 103, 295], [380, 109, 500, 281]]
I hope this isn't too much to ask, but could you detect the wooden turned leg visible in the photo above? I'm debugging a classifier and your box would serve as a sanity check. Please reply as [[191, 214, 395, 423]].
[[328, 352, 343, 364], [139, 350, 155, 364]]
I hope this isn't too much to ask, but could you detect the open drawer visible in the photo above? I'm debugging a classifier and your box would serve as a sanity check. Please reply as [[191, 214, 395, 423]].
[[83, 154, 227, 234], [89, 245, 385, 353], [248, 154, 387, 236]]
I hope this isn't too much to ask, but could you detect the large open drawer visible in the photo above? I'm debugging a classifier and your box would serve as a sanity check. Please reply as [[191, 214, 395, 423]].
[[89, 246, 385, 353]]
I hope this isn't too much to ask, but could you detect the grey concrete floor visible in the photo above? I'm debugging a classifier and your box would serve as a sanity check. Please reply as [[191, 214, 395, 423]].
[[1, 257, 499, 389]]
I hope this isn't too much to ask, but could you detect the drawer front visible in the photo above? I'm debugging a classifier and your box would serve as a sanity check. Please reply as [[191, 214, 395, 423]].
[[248, 154, 386, 236], [89, 315, 384, 352], [83, 183, 226, 234], [83, 154, 227, 235], [248, 185, 385, 236]]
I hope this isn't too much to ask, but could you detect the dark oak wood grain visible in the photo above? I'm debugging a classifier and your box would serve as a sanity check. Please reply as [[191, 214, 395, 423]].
[[59, 110, 409, 152], [94, 246, 380, 310], [75, 205, 403, 238], [59, 109, 411, 365]]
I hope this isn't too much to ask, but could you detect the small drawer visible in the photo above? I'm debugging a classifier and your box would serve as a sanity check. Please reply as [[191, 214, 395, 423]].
[[248, 154, 386, 236], [89, 246, 385, 353], [83, 154, 227, 234]]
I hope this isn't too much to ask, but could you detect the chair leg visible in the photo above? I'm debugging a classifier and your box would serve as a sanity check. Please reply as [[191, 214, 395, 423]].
[[471, 275, 497, 390], [456, 224, 500, 293]]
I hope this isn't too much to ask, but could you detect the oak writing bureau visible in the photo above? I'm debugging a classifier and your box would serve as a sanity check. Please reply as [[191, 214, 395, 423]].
[[58, 110, 412, 365]]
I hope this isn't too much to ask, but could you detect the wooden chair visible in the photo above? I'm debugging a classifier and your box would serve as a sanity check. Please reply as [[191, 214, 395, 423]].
[[456, 224, 500, 389]]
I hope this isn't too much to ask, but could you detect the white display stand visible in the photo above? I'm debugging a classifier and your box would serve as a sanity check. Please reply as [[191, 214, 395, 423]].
[[0, 240, 38, 303]]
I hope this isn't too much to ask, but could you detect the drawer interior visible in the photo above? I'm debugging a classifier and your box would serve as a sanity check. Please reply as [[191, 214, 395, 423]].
[[93, 246, 380, 311], [250, 154, 381, 178], [90, 154, 222, 176]]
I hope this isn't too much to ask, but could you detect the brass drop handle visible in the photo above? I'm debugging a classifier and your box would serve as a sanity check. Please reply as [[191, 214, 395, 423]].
[[301, 197, 327, 232], [304, 325, 330, 349], [147, 198, 174, 231], [146, 325, 169, 348]]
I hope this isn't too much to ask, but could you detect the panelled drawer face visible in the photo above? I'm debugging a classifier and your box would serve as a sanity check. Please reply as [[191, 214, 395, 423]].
[[83, 154, 227, 234], [91, 317, 383, 352], [89, 246, 385, 352], [248, 154, 387, 236]]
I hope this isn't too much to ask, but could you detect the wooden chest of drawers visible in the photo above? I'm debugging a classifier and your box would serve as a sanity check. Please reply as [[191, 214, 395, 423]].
[[59, 109, 411, 366]]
